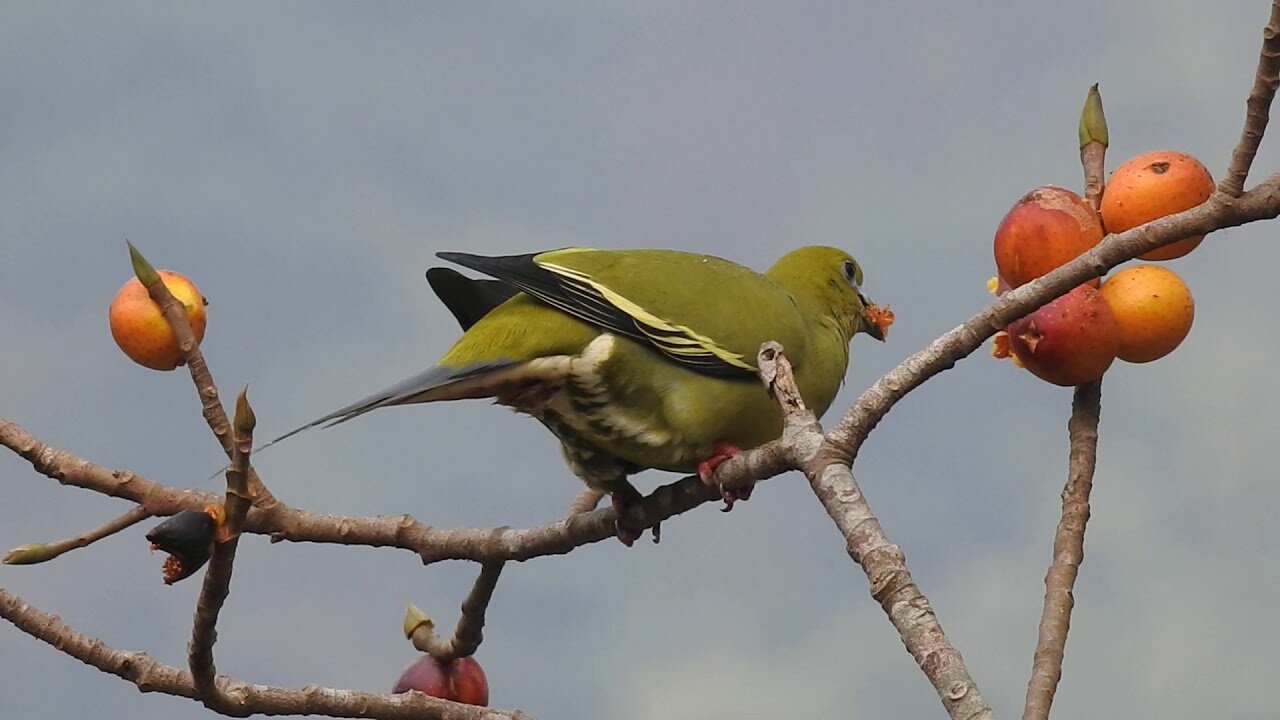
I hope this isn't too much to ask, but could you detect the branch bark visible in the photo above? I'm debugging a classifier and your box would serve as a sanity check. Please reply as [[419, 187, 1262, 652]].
[[760, 343, 994, 720], [189, 389, 258, 702], [0, 585, 529, 720], [410, 563, 505, 662], [1022, 382, 1102, 720], [131, 245, 277, 510], [3, 505, 151, 565], [0, 417, 787, 564], [1221, 0, 1280, 196], [822, 172, 1280, 467]]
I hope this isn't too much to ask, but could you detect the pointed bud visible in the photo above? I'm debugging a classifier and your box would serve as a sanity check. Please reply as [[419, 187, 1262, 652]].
[[403, 602, 435, 639], [3, 543, 51, 565], [1078, 83, 1109, 149], [126, 241, 161, 286], [233, 387, 257, 434]]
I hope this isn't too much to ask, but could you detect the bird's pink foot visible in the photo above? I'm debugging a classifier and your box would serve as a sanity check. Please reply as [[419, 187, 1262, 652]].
[[697, 442, 750, 510]]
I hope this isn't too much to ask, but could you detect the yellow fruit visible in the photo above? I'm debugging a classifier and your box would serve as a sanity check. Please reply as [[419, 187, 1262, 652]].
[[1098, 265, 1194, 363], [108, 271, 207, 370], [1100, 150, 1214, 261]]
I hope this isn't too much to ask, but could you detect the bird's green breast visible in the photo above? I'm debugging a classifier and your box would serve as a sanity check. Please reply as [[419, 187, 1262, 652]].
[[552, 327, 849, 474]]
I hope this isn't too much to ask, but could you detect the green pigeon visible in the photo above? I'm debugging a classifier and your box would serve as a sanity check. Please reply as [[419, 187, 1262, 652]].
[[270, 246, 884, 543]]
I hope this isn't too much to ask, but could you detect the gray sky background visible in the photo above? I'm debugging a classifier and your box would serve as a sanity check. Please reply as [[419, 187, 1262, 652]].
[[2, 3, 1277, 719]]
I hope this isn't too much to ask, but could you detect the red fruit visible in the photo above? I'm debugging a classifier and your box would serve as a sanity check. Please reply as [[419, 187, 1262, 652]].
[[993, 186, 1104, 288], [1006, 285, 1119, 386], [393, 655, 489, 706]]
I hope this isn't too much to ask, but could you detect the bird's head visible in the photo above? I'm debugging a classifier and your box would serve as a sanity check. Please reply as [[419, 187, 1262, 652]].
[[767, 246, 885, 343]]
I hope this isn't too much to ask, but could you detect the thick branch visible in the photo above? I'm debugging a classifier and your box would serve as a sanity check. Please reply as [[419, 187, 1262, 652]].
[[756, 343, 992, 720], [0, 585, 529, 720], [808, 462, 993, 719], [1023, 381, 1102, 720], [1220, 1, 1280, 196], [0, 417, 790, 564]]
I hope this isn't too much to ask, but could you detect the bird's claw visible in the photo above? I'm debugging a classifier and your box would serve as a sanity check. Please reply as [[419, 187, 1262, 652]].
[[717, 483, 754, 512], [610, 485, 657, 546]]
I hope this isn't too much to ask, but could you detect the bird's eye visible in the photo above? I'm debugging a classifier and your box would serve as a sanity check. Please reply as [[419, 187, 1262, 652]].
[[841, 259, 863, 287]]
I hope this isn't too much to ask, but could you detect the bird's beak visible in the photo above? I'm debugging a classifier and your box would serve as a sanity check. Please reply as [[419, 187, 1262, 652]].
[[857, 291, 885, 342]]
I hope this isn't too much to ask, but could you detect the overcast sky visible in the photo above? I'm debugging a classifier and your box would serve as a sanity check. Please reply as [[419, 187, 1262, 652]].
[[2, 3, 1278, 719]]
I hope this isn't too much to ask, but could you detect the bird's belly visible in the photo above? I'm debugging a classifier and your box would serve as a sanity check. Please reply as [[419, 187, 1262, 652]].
[[541, 382, 709, 474]]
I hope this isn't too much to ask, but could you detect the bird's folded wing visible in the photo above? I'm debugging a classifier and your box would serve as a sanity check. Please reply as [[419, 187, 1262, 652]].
[[438, 248, 808, 378]]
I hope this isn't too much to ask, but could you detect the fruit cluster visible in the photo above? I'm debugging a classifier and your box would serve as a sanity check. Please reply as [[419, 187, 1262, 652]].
[[991, 150, 1212, 386]]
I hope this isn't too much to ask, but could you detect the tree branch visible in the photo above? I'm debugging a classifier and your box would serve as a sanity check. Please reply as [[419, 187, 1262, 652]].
[[1220, 0, 1280, 196], [0, 417, 788, 564], [189, 389, 258, 702], [0, 585, 529, 720], [756, 342, 994, 719], [808, 461, 993, 719], [1023, 381, 1102, 720], [822, 172, 1280, 467], [409, 563, 505, 662], [3, 505, 151, 565], [128, 244, 277, 510]]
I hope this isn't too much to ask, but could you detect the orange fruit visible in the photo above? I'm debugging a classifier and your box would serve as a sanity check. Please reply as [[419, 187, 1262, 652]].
[[993, 186, 1103, 288], [108, 270, 207, 370], [1099, 150, 1214, 260], [1098, 265, 1194, 363]]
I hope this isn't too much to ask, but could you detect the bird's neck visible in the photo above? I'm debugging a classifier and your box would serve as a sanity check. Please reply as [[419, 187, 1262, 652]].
[[797, 315, 852, 418]]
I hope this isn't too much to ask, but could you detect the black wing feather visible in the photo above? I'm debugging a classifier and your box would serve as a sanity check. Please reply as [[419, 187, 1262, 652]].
[[425, 267, 520, 331]]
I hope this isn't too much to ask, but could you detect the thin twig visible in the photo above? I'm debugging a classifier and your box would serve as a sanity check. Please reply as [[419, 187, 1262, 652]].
[[188, 389, 257, 701], [3, 505, 151, 565], [0, 585, 529, 720], [1023, 381, 1102, 720], [1220, 1, 1280, 196], [410, 563, 505, 662], [129, 245, 277, 510]]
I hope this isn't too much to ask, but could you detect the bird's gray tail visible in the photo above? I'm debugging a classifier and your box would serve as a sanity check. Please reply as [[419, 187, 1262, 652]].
[[204, 360, 518, 481]]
